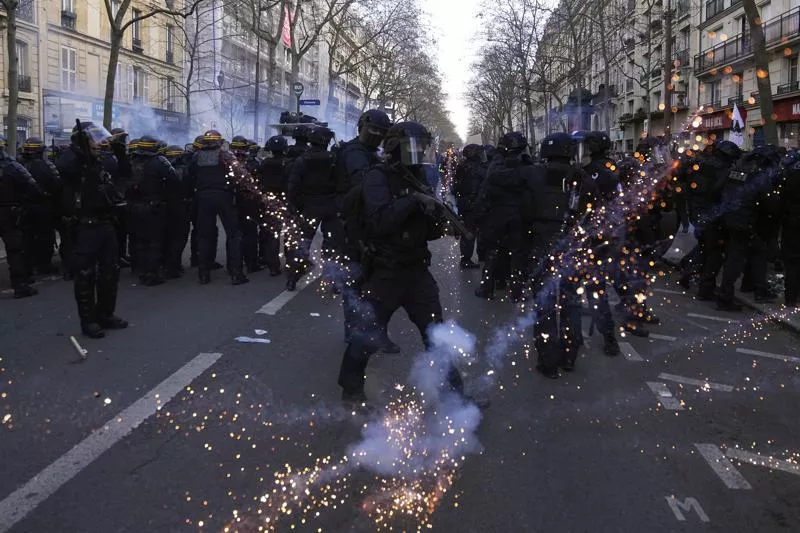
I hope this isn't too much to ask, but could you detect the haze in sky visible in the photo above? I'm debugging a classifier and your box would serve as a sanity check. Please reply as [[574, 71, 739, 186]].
[[422, 0, 484, 142]]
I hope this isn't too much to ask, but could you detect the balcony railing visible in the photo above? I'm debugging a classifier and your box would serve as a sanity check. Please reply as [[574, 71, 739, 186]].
[[777, 81, 799, 94], [132, 38, 144, 53], [61, 10, 76, 29], [618, 112, 634, 123], [671, 92, 688, 109], [695, 7, 800, 74], [705, 0, 725, 21], [704, 100, 722, 110], [17, 75, 31, 92], [728, 95, 745, 106]]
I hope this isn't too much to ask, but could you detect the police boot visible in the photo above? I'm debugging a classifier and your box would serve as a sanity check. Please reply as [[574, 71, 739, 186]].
[[231, 272, 250, 285], [269, 266, 281, 277], [75, 269, 105, 338], [198, 269, 211, 285], [140, 273, 165, 287], [603, 335, 621, 357], [13, 284, 38, 299], [286, 277, 297, 291], [96, 265, 127, 330]]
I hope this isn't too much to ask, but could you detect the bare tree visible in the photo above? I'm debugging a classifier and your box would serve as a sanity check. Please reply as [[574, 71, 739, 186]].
[[1, 0, 29, 156], [285, 0, 354, 85], [743, 0, 777, 145]]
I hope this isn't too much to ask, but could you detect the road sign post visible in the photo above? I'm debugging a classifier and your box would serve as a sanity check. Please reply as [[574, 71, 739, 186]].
[[292, 82, 304, 114]]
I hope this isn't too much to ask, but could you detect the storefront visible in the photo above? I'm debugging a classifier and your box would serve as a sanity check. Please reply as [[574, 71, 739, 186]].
[[774, 96, 800, 149], [688, 107, 746, 143]]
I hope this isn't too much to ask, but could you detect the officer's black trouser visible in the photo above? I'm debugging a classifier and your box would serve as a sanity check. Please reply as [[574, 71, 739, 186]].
[[287, 208, 344, 282], [165, 201, 191, 275], [70, 222, 119, 324], [0, 206, 28, 288], [718, 231, 768, 304], [130, 202, 166, 279], [697, 222, 726, 296], [241, 216, 260, 271], [259, 215, 283, 270], [585, 275, 616, 339], [479, 211, 524, 298], [338, 268, 463, 395], [22, 205, 56, 272], [190, 199, 218, 266], [458, 208, 477, 262], [115, 205, 129, 261], [195, 190, 242, 276]]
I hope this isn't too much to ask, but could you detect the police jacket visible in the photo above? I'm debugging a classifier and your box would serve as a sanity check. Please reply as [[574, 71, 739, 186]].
[[583, 157, 619, 203], [334, 138, 380, 195], [188, 148, 234, 192], [689, 155, 732, 225], [0, 152, 42, 208], [21, 156, 61, 205], [128, 154, 177, 203], [480, 156, 530, 211], [780, 155, 800, 252], [287, 146, 337, 210], [453, 159, 486, 212], [363, 164, 445, 270], [166, 156, 193, 204], [721, 156, 774, 233], [259, 156, 289, 194], [526, 161, 574, 235], [55, 145, 120, 219]]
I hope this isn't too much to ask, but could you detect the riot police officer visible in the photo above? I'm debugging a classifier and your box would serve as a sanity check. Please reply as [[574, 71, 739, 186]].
[[19, 137, 62, 275], [231, 135, 263, 274], [0, 135, 43, 298], [187, 130, 248, 285], [109, 128, 132, 267], [780, 150, 800, 307], [287, 125, 310, 159], [56, 122, 127, 337], [127, 135, 177, 286], [258, 135, 291, 276], [161, 145, 193, 278], [287, 126, 341, 291], [337, 121, 465, 406], [452, 144, 486, 268]]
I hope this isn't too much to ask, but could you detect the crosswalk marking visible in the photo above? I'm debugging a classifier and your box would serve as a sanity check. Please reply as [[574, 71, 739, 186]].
[[726, 448, 800, 477], [646, 382, 684, 410], [694, 444, 752, 490], [619, 341, 644, 362], [657, 373, 733, 392], [686, 313, 741, 323], [736, 347, 800, 365]]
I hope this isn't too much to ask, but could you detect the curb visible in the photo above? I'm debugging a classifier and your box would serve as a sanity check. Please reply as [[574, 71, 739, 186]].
[[735, 292, 800, 335]]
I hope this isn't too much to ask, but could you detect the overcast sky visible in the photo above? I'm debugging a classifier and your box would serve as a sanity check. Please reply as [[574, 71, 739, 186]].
[[421, 0, 484, 142]]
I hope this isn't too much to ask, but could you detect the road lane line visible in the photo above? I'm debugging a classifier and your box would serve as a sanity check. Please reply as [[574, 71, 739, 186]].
[[726, 448, 800, 477], [0, 352, 222, 533], [646, 382, 684, 410], [735, 347, 800, 364], [657, 373, 733, 392], [694, 444, 752, 489], [619, 342, 644, 362], [653, 288, 686, 296], [650, 334, 678, 342], [686, 313, 741, 323], [256, 272, 321, 315]]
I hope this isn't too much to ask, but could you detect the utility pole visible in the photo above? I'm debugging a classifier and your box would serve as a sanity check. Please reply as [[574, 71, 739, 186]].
[[254, 13, 262, 141], [663, 0, 673, 140]]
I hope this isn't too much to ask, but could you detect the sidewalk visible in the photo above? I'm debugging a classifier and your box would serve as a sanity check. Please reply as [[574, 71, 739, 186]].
[[736, 290, 800, 335]]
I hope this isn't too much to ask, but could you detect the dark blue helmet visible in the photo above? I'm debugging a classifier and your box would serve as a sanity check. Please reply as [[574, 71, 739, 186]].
[[498, 131, 528, 154], [308, 127, 334, 148], [266, 135, 288, 153], [540, 132, 576, 161]]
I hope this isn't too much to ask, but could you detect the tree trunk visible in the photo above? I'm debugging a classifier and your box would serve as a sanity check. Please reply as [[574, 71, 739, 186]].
[[597, 1, 611, 134], [663, 0, 673, 140], [103, 30, 123, 129], [254, 32, 261, 141], [743, 0, 777, 145], [265, 43, 277, 124], [5, 2, 19, 156]]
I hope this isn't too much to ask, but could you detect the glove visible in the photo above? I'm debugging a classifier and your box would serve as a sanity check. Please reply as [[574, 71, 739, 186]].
[[413, 192, 439, 216]]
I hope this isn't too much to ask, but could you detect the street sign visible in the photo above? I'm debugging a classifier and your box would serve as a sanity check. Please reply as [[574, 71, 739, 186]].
[[292, 82, 304, 97], [299, 99, 320, 106]]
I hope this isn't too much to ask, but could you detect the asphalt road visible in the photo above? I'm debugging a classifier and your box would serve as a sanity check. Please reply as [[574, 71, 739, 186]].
[[1, 237, 799, 533]]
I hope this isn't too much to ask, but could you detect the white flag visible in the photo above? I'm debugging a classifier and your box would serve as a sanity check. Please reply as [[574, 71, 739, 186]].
[[730, 103, 744, 148]]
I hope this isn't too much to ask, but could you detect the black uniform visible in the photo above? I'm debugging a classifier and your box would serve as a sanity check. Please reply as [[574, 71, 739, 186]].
[[128, 153, 177, 284], [164, 153, 193, 277], [0, 152, 43, 294], [188, 148, 245, 282], [452, 158, 485, 264], [258, 155, 289, 274], [20, 154, 61, 274], [287, 145, 343, 285], [236, 154, 263, 273], [337, 163, 462, 397], [56, 145, 125, 334], [780, 152, 800, 306]]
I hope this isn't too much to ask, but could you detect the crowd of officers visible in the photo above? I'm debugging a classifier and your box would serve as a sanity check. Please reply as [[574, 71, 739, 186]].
[[2, 111, 799, 402]]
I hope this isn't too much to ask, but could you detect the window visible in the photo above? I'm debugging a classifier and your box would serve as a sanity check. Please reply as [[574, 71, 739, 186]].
[[61, 0, 74, 12], [166, 25, 174, 62], [732, 72, 743, 100], [132, 9, 142, 41], [790, 56, 799, 84], [16, 41, 28, 78], [114, 63, 121, 98], [164, 77, 174, 110], [706, 80, 721, 106], [132, 68, 148, 102], [284, 47, 291, 66], [61, 46, 76, 91], [18, 0, 34, 22]]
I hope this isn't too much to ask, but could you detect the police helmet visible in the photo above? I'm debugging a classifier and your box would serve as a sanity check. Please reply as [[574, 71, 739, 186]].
[[71, 121, 112, 147], [192, 135, 205, 150], [752, 143, 780, 165], [540, 132, 576, 161], [584, 131, 612, 156], [21, 136, 46, 155], [357, 109, 392, 148], [462, 144, 486, 163], [383, 121, 435, 167], [712, 140, 741, 161], [110, 128, 128, 145], [127, 138, 141, 154], [266, 135, 288, 153], [230, 135, 249, 151], [161, 144, 184, 159], [498, 131, 528, 154], [201, 129, 224, 150], [293, 125, 310, 142], [308, 126, 334, 148], [135, 135, 161, 155]]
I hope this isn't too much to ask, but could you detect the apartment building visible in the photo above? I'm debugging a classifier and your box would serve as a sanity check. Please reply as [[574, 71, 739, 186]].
[[531, 0, 800, 153], [0, 0, 41, 141]]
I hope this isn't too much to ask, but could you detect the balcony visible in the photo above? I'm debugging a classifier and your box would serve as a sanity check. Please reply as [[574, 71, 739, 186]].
[[618, 113, 634, 124], [705, 0, 724, 21], [61, 10, 77, 30], [625, 79, 634, 93], [673, 49, 689, 68], [704, 100, 722, 110], [764, 7, 800, 48], [166, 51, 174, 64], [651, 67, 663, 79], [17, 75, 31, 93], [132, 38, 144, 53], [671, 92, 688, 109], [777, 81, 799, 94], [633, 108, 647, 121]]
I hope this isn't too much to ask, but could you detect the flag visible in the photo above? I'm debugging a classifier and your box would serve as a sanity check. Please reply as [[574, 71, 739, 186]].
[[730, 103, 744, 148]]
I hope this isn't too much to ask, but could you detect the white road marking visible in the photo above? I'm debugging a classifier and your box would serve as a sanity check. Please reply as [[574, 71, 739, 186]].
[[0, 352, 222, 533], [686, 320, 712, 332], [694, 443, 752, 489], [657, 373, 733, 392], [665, 496, 710, 523], [646, 382, 684, 410], [256, 272, 321, 315], [654, 288, 686, 296], [619, 341, 644, 362], [686, 313, 741, 323], [735, 347, 800, 365], [649, 333, 678, 342], [726, 448, 800, 477]]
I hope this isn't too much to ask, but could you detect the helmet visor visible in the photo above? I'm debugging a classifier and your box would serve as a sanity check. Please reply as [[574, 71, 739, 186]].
[[398, 136, 436, 166], [359, 125, 388, 148], [82, 123, 113, 145]]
